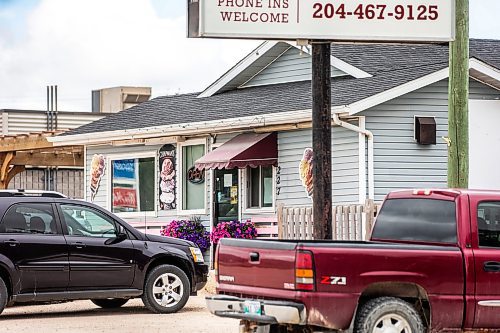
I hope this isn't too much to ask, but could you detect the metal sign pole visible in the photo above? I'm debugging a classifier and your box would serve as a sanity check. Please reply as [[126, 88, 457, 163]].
[[312, 42, 333, 240]]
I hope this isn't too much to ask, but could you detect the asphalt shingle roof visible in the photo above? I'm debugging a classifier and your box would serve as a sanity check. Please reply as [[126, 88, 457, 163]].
[[62, 39, 499, 137]]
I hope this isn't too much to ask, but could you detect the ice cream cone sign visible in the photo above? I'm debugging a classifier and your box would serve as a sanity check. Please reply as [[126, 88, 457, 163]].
[[299, 148, 313, 199], [89, 154, 106, 201]]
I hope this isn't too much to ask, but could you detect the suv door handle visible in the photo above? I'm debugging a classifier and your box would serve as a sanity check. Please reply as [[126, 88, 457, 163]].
[[4, 240, 19, 247], [484, 261, 500, 272], [71, 242, 86, 249]]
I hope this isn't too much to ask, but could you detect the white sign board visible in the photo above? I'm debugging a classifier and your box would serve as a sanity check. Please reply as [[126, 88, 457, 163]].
[[188, 0, 454, 42]]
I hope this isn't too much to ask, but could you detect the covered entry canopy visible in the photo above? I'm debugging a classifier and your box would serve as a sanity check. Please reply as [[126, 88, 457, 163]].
[[0, 131, 83, 189], [195, 132, 277, 170]]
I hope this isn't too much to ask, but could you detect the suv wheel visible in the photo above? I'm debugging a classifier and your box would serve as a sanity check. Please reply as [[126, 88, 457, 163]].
[[91, 298, 128, 309], [142, 264, 190, 314], [0, 277, 7, 315], [355, 297, 425, 333]]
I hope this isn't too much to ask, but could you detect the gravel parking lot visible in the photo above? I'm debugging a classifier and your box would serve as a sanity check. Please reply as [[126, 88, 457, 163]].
[[1, 294, 239, 333]]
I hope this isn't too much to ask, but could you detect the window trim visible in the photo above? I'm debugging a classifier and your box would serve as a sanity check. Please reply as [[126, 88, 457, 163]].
[[106, 151, 158, 218], [243, 165, 276, 214], [177, 138, 208, 215]]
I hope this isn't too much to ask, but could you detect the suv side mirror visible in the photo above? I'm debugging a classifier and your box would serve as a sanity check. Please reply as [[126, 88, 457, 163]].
[[105, 232, 127, 245]]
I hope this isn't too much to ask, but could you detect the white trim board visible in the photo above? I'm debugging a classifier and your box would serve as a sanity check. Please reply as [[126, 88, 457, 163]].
[[283, 41, 372, 79], [198, 41, 372, 98], [198, 41, 279, 98]]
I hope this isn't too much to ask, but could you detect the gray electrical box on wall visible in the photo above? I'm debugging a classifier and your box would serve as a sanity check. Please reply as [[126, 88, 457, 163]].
[[415, 116, 437, 145]]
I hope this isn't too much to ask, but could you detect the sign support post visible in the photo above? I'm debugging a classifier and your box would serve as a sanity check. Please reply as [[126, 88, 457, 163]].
[[312, 42, 332, 240], [448, 0, 469, 188]]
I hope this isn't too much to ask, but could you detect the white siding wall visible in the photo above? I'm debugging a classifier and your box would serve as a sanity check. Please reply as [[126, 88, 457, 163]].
[[242, 47, 348, 88], [0, 111, 103, 135], [361, 79, 500, 202], [276, 123, 360, 207]]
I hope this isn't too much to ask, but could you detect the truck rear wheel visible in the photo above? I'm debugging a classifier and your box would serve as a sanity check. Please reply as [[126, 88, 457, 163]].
[[355, 297, 424, 333]]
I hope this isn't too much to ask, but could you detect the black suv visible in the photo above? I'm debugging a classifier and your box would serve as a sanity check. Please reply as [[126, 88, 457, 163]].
[[0, 190, 208, 314]]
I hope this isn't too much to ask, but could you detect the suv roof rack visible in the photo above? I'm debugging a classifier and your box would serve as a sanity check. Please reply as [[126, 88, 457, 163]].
[[0, 189, 67, 198]]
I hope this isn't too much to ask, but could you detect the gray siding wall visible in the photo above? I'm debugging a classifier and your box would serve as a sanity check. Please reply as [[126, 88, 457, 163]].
[[277, 123, 360, 207], [242, 47, 347, 88], [361, 79, 500, 202]]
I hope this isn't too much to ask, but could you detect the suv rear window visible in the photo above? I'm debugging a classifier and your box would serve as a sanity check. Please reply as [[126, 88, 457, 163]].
[[372, 198, 457, 243]]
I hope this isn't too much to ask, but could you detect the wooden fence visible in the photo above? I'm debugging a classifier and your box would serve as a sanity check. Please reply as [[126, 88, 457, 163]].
[[277, 200, 380, 241]]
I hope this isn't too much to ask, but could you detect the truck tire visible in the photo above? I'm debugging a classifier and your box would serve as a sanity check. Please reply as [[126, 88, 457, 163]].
[[0, 277, 7, 315], [142, 264, 190, 314], [355, 297, 424, 333], [91, 298, 128, 309]]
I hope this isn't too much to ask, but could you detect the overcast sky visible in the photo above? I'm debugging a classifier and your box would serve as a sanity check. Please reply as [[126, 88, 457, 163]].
[[0, 0, 498, 111]]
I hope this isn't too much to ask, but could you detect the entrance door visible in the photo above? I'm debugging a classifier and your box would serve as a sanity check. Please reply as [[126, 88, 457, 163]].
[[213, 169, 239, 225]]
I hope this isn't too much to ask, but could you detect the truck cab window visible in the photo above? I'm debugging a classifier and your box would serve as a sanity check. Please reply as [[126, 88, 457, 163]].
[[372, 198, 457, 243], [477, 202, 500, 248]]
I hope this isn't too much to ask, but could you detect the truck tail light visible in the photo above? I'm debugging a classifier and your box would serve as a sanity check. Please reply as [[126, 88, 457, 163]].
[[295, 250, 315, 291], [214, 244, 220, 283]]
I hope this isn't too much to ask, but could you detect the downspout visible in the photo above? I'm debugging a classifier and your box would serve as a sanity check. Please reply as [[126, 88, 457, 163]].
[[332, 113, 374, 201]]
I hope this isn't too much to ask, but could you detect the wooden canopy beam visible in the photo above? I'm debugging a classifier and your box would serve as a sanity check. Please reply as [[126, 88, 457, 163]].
[[0, 134, 54, 153], [10, 152, 83, 167]]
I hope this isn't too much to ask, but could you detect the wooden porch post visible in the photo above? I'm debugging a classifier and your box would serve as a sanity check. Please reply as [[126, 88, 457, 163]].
[[0, 153, 25, 189]]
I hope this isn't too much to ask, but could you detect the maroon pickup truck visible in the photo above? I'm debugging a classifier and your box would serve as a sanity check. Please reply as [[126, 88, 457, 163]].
[[206, 189, 500, 332]]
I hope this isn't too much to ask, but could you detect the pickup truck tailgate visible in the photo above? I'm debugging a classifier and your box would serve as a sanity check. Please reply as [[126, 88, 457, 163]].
[[217, 239, 297, 290]]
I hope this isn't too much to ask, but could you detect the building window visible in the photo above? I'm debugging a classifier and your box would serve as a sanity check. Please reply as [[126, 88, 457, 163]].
[[182, 144, 205, 211], [248, 166, 273, 209], [111, 157, 155, 213]]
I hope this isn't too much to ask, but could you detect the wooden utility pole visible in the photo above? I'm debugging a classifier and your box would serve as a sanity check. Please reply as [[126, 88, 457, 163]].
[[312, 42, 332, 240], [448, 0, 469, 188]]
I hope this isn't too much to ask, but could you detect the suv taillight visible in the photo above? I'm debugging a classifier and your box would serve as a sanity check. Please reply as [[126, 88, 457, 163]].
[[295, 250, 315, 291]]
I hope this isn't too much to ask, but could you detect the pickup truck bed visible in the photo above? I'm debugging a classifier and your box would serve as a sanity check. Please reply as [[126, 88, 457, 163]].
[[211, 238, 464, 330]]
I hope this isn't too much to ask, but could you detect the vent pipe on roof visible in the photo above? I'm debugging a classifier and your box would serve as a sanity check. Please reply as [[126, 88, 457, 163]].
[[46, 85, 59, 131]]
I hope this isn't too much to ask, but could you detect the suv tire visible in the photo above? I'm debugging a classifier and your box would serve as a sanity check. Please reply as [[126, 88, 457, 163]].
[[0, 277, 7, 315], [355, 297, 424, 333], [142, 264, 190, 314], [91, 298, 128, 309]]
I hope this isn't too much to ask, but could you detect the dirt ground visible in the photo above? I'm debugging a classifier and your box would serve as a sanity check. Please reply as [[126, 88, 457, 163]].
[[1, 292, 239, 333]]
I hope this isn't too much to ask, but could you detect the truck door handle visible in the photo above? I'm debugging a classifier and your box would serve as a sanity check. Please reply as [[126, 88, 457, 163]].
[[484, 261, 500, 272], [4, 240, 19, 247], [71, 242, 86, 249], [249, 252, 259, 262]]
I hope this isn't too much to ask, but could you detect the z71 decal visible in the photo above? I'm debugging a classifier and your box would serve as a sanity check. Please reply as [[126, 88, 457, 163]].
[[321, 276, 347, 285]]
